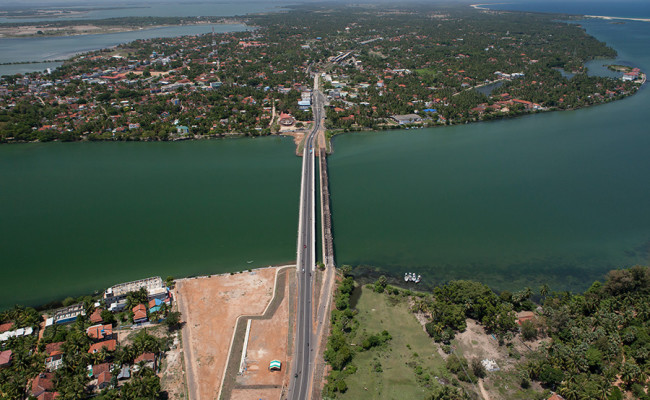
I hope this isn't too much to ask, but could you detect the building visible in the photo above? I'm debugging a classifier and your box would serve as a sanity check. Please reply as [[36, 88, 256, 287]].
[[93, 363, 112, 390], [117, 365, 131, 380], [0, 322, 13, 334], [31, 372, 55, 397], [0, 349, 12, 368], [391, 114, 422, 125], [0, 326, 34, 342], [87, 324, 113, 341], [133, 304, 148, 324], [89, 308, 103, 324], [88, 339, 117, 354], [134, 352, 156, 370], [148, 298, 168, 313], [176, 125, 189, 135], [548, 393, 565, 400], [516, 311, 535, 325], [298, 100, 311, 110], [52, 303, 85, 325], [104, 276, 164, 311], [44, 342, 64, 371], [279, 113, 295, 126]]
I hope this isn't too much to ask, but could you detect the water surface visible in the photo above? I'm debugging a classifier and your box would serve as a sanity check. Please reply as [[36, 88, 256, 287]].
[[329, 16, 650, 292], [0, 138, 300, 309]]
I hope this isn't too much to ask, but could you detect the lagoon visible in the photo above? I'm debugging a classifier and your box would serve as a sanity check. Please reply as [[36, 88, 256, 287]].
[[0, 138, 300, 309], [1, 10, 650, 308], [330, 17, 650, 292], [0, 23, 248, 75]]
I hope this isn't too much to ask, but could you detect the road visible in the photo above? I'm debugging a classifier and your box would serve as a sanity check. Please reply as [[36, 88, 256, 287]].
[[288, 74, 323, 400]]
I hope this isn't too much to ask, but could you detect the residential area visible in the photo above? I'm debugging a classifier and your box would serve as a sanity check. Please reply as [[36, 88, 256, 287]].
[[0, 5, 642, 144], [0, 276, 180, 398]]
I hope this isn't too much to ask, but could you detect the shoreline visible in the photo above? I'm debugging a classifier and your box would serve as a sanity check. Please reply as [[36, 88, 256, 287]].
[[471, 4, 650, 22], [0, 20, 245, 39], [0, 263, 294, 312], [584, 15, 650, 23]]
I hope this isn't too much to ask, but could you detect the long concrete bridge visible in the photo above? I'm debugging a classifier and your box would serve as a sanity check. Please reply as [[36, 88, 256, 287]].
[[287, 73, 335, 400]]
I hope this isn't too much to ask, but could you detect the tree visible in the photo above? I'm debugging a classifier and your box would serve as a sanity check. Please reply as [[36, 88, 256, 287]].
[[164, 311, 182, 331], [126, 288, 148, 310], [520, 320, 538, 341], [101, 310, 116, 325], [374, 275, 387, 293], [471, 358, 486, 379]]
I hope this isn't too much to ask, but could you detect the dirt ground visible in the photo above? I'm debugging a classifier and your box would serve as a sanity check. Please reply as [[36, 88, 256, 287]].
[[454, 319, 505, 363], [231, 272, 292, 399], [230, 387, 280, 400], [160, 331, 186, 399], [176, 268, 280, 400]]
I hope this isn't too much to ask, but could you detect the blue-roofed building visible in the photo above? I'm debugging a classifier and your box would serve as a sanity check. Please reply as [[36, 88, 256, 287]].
[[423, 108, 437, 113]]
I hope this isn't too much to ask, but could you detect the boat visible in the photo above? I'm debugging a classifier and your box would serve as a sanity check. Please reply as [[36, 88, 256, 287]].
[[404, 272, 422, 283]]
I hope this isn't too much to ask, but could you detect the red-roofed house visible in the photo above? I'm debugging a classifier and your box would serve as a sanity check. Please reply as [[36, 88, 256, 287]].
[[516, 311, 535, 326], [87, 324, 113, 340], [548, 393, 565, 400], [134, 352, 156, 370], [133, 304, 148, 324], [45, 342, 64, 371], [0, 349, 12, 368], [0, 322, 13, 333], [92, 362, 111, 377], [31, 372, 55, 397], [88, 339, 117, 354], [279, 113, 295, 126], [89, 308, 103, 324], [97, 370, 112, 389], [37, 392, 59, 400]]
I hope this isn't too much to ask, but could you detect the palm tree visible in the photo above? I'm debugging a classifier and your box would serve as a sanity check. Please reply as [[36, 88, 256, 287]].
[[558, 382, 580, 400], [540, 284, 550, 298], [595, 379, 611, 400]]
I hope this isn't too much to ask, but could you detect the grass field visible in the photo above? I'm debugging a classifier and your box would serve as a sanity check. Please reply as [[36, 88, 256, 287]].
[[339, 286, 450, 400]]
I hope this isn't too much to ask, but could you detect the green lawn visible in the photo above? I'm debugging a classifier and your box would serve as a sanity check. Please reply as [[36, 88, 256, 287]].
[[339, 287, 450, 400]]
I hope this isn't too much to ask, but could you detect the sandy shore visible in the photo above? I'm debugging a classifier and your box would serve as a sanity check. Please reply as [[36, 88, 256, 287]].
[[584, 15, 650, 22], [0, 21, 235, 38]]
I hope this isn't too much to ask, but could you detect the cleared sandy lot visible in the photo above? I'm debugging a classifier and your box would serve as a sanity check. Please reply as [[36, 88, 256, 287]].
[[176, 267, 280, 400], [230, 269, 294, 399], [176, 265, 297, 400]]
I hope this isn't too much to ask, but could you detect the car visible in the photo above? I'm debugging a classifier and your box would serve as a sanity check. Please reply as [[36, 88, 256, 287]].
[[294, 373, 298, 378], [303, 245, 306, 249]]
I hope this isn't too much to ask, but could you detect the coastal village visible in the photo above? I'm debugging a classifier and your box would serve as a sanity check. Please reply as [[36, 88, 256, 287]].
[[0, 6, 644, 143], [0, 276, 178, 398]]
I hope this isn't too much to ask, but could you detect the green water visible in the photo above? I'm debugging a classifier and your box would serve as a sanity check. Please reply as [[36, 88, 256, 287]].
[[328, 18, 650, 292], [0, 138, 300, 309], [2, 19, 650, 308]]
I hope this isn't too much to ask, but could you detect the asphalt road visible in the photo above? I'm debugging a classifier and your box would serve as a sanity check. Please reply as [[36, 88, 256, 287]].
[[288, 75, 323, 400]]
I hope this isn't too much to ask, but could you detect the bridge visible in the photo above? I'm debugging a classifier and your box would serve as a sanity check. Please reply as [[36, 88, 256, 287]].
[[287, 73, 335, 400]]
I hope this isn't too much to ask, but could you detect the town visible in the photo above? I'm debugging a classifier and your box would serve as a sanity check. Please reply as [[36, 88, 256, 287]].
[[0, 5, 643, 144]]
